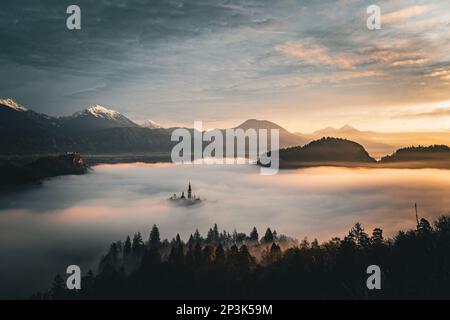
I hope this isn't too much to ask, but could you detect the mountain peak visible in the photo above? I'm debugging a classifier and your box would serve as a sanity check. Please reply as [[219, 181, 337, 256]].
[[142, 119, 163, 129], [339, 124, 359, 132], [0, 98, 28, 112], [314, 124, 359, 135], [84, 105, 121, 119], [236, 119, 286, 131]]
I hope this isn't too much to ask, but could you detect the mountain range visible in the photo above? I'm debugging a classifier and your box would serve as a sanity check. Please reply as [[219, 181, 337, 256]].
[[0, 99, 306, 156], [4, 98, 450, 166]]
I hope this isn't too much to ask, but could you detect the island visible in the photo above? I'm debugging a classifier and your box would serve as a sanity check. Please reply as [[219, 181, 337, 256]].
[[169, 182, 202, 206]]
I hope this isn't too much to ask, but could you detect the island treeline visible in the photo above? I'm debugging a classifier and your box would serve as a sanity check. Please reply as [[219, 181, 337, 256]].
[[34, 215, 450, 299], [0, 152, 88, 190]]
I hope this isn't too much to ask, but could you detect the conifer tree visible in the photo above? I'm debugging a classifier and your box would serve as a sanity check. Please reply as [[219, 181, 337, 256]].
[[250, 227, 259, 242]]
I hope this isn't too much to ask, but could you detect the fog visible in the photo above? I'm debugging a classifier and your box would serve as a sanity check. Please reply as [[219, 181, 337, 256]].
[[1, 163, 450, 298]]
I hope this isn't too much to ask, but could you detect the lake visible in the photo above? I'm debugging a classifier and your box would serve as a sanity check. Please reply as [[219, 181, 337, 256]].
[[1, 162, 450, 298]]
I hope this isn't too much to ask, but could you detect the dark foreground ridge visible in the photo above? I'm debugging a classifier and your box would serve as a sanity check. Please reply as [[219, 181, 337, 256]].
[[380, 145, 450, 162], [0, 152, 88, 189], [262, 138, 450, 169], [35, 215, 450, 299]]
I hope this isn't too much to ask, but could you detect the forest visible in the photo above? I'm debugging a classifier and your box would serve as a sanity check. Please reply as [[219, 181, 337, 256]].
[[34, 215, 450, 299]]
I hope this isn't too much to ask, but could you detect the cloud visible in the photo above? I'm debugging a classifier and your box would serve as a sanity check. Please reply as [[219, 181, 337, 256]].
[[391, 58, 428, 66], [427, 68, 450, 80], [383, 5, 431, 24], [1, 0, 450, 127], [276, 40, 356, 69], [398, 108, 450, 119], [277, 40, 429, 71]]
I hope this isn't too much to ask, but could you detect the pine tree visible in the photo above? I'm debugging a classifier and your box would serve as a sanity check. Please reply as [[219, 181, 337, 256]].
[[50, 274, 66, 299], [203, 245, 215, 263], [149, 224, 161, 248], [250, 227, 259, 242], [132, 232, 144, 252], [206, 228, 214, 243], [193, 229, 202, 242], [371, 228, 384, 245], [215, 243, 226, 263], [263, 228, 274, 243], [194, 241, 203, 265], [123, 235, 132, 256], [188, 234, 194, 246], [417, 218, 432, 235], [348, 223, 370, 248], [168, 234, 184, 266], [238, 245, 256, 269]]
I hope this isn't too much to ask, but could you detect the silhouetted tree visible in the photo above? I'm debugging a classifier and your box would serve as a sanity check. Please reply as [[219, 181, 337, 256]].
[[262, 228, 274, 243], [348, 223, 370, 248], [371, 228, 384, 245], [417, 218, 432, 235], [193, 229, 202, 242], [168, 234, 184, 266], [215, 243, 226, 263], [50, 274, 66, 299], [132, 232, 144, 252], [203, 245, 215, 263], [149, 224, 161, 248], [123, 235, 132, 256], [250, 227, 259, 242], [39, 215, 450, 300]]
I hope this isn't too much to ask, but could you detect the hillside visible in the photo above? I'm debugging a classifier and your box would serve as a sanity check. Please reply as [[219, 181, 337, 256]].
[[0, 153, 88, 189], [380, 145, 450, 162], [271, 137, 376, 168]]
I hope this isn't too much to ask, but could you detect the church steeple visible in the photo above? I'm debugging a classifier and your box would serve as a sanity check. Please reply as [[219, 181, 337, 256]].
[[188, 182, 192, 199]]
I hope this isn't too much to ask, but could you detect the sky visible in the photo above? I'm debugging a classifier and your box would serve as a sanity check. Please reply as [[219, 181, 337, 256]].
[[1, 0, 450, 132]]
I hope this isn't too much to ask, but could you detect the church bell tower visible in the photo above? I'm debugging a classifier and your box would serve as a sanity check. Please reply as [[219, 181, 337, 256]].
[[188, 182, 192, 199]]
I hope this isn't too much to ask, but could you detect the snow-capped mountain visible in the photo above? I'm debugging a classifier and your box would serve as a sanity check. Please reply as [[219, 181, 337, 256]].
[[142, 119, 164, 129], [61, 105, 139, 133], [0, 98, 59, 137], [0, 98, 28, 112], [74, 105, 125, 120]]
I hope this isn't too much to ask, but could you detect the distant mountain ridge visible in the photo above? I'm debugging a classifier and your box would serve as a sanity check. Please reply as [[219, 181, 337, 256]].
[[0, 99, 307, 155], [235, 119, 308, 148], [313, 124, 360, 135], [5, 98, 450, 169]]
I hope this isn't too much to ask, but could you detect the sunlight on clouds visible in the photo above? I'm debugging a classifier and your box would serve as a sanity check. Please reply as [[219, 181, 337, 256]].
[[391, 58, 428, 66], [276, 40, 356, 69], [383, 5, 431, 24]]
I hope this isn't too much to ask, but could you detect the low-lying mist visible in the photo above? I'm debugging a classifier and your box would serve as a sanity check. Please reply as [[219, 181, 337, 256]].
[[1, 163, 450, 298]]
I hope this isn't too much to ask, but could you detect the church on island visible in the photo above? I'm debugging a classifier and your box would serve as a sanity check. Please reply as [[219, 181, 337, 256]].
[[170, 182, 201, 206]]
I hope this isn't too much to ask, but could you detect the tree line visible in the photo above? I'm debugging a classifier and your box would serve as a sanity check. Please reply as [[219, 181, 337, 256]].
[[34, 216, 450, 299]]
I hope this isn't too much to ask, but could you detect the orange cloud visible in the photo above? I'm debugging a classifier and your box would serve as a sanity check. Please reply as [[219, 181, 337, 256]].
[[276, 40, 356, 69], [383, 5, 431, 24], [391, 58, 428, 66], [427, 68, 450, 80], [277, 40, 429, 70]]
